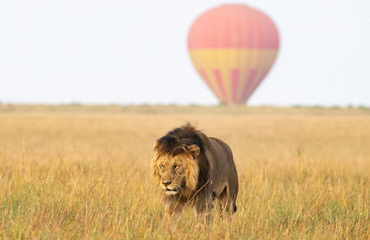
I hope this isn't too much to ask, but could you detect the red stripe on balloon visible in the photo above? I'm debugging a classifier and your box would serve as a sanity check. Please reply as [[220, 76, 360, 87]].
[[231, 69, 239, 103], [244, 70, 269, 100], [198, 69, 211, 88], [240, 69, 256, 102], [198, 69, 219, 99], [213, 69, 227, 102]]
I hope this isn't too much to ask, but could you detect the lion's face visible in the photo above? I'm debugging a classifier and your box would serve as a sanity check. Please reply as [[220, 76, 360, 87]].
[[157, 155, 187, 195], [152, 144, 200, 196]]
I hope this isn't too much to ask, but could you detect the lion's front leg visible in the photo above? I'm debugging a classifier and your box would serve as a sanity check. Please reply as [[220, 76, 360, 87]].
[[194, 206, 211, 224], [164, 201, 183, 229], [194, 190, 213, 224]]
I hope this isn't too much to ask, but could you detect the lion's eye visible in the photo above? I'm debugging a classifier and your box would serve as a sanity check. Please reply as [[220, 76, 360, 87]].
[[159, 164, 164, 169], [173, 165, 178, 170]]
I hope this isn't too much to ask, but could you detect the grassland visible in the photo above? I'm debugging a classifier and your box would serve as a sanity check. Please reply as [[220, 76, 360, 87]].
[[0, 105, 369, 239]]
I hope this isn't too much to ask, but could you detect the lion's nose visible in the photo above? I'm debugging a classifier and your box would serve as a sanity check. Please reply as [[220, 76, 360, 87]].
[[162, 181, 172, 186]]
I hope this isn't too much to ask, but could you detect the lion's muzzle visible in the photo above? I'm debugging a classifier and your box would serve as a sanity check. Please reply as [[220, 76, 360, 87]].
[[164, 187, 179, 195], [161, 181, 180, 195]]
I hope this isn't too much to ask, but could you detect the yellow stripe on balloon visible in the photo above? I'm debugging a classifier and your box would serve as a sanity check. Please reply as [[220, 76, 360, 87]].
[[189, 49, 278, 103]]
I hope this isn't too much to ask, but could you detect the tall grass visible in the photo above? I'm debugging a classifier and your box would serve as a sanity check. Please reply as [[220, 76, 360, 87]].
[[0, 106, 369, 239]]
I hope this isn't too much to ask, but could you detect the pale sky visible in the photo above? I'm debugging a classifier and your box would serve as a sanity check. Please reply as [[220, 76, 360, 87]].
[[1, 0, 369, 106]]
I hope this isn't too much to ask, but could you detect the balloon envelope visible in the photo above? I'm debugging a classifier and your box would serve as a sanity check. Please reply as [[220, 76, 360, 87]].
[[188, 4, 279, 104]]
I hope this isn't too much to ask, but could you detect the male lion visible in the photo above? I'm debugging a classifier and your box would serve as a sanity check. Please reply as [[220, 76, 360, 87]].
[[151, 123, 238, 223]]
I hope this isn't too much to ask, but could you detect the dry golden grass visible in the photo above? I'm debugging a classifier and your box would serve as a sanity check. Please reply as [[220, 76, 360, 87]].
[[0, 105, 369, 239]]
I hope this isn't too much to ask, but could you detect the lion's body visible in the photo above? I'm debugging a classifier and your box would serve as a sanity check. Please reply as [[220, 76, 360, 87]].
[[151, 123, 238, 223], [207, 137, 238, 211]]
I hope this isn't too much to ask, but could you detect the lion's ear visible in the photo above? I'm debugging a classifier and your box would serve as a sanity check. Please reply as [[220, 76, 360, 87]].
[[188, 144, 200, 158], [153, 141, 159, 149]]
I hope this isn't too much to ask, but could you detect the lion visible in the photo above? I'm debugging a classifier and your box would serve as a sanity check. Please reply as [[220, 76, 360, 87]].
[[151, 123, 238, 224]]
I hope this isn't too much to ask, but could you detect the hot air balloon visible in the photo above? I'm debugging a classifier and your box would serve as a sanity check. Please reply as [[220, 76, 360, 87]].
[[188, 4, 279, 104]]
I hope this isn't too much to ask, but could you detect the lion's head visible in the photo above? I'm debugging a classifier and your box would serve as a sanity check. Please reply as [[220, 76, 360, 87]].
[[152, 144, 200, 196]]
